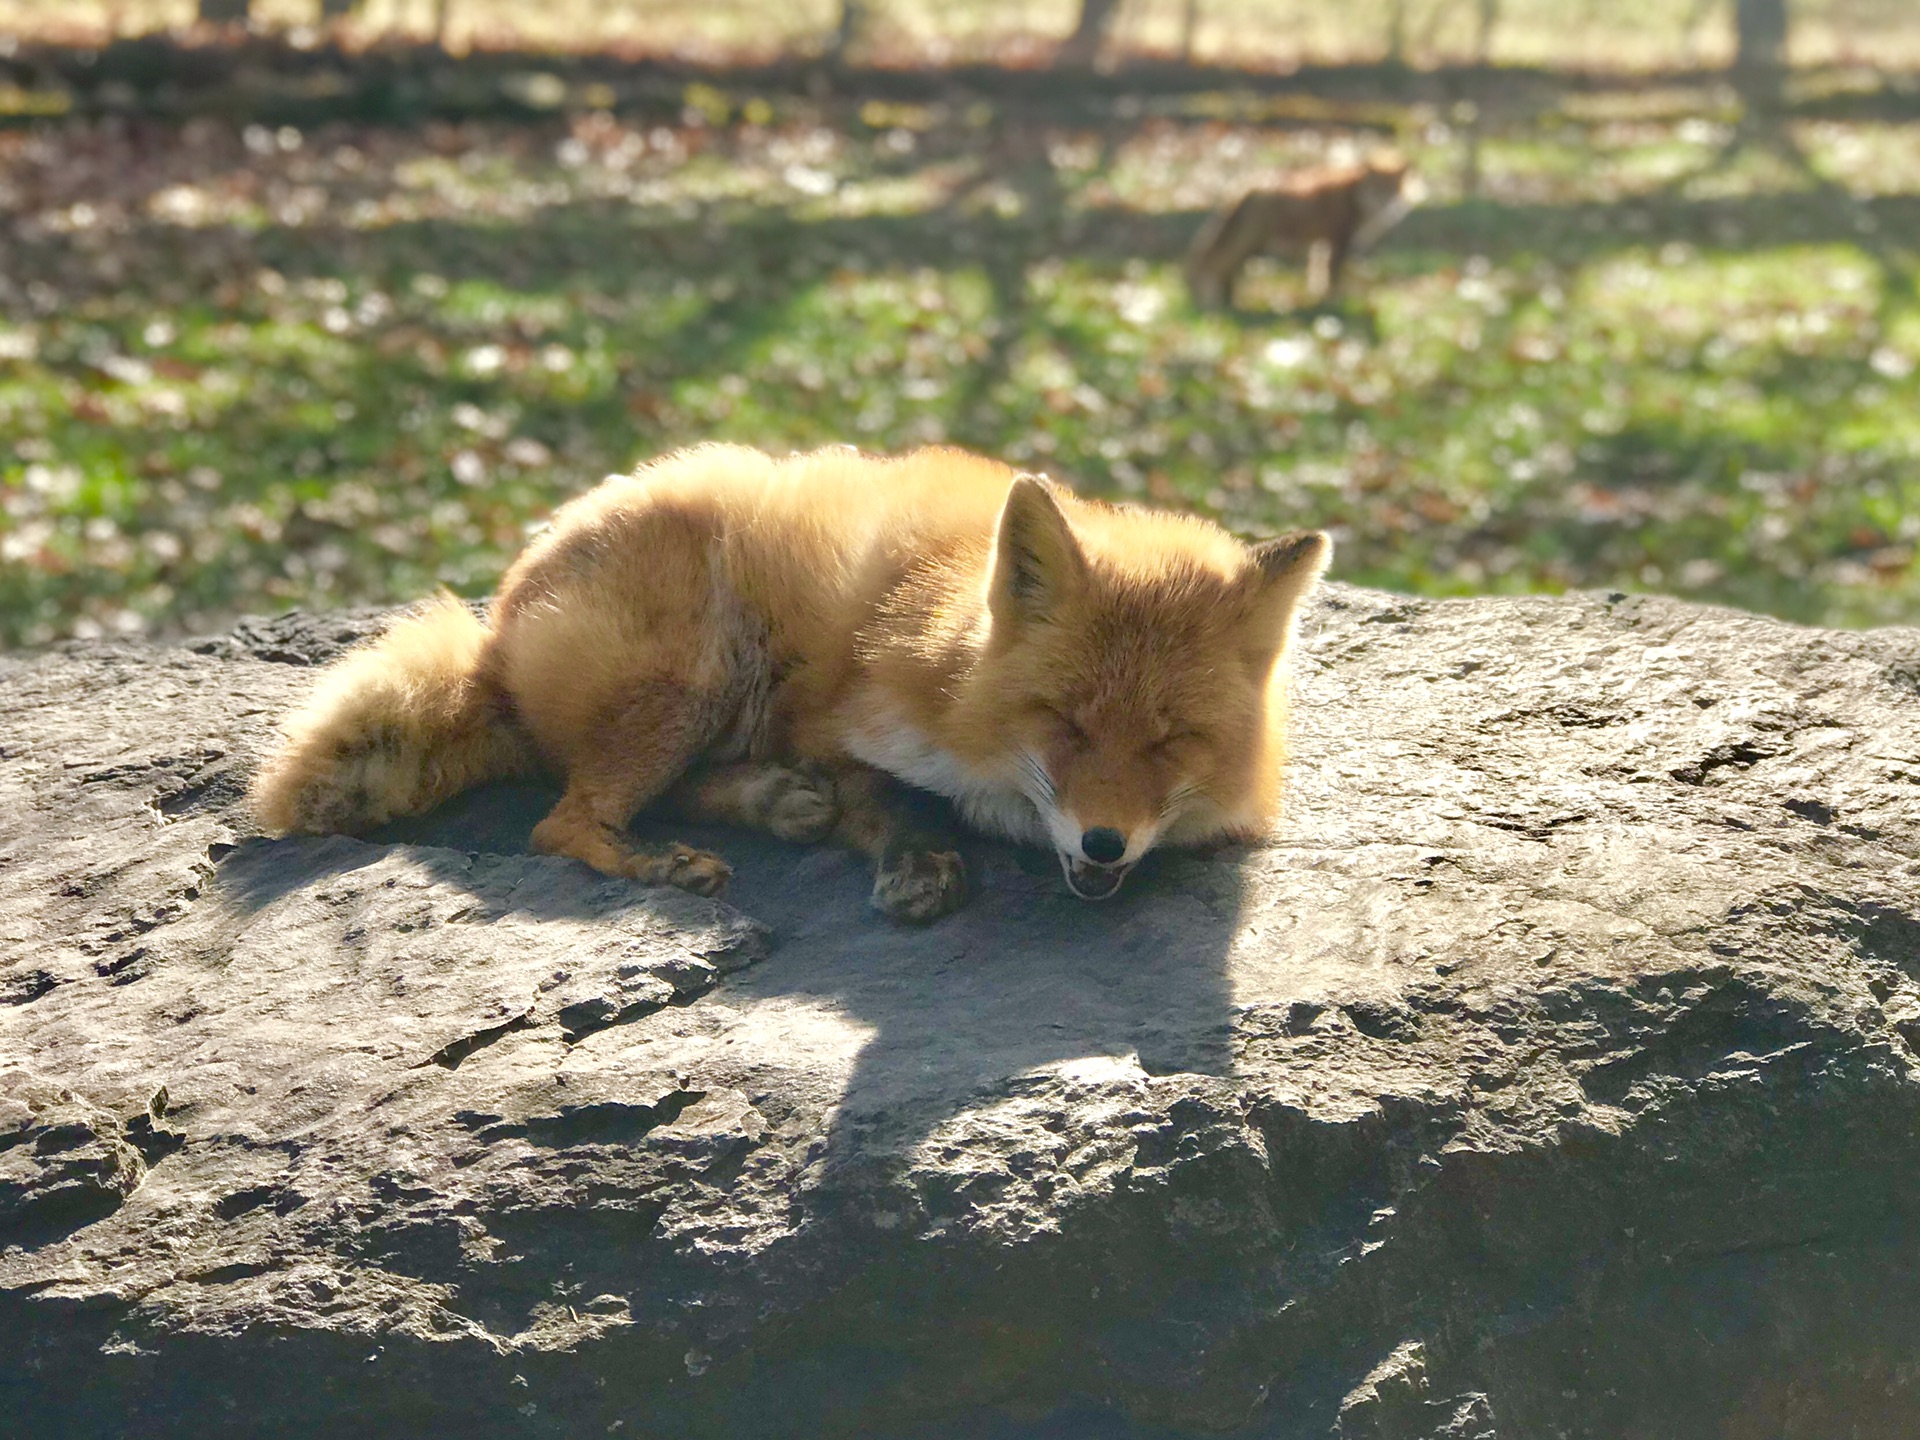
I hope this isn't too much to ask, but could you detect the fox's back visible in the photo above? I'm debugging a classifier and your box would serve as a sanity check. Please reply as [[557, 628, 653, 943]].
[[1235, 163, 1375, 247], [630, 444, 1016, 632], [484, 446, 1019, 746]]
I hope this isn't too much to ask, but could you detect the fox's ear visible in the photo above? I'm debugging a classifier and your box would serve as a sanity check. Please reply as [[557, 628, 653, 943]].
[[1249, 530, 1332, 592], [1241, 530, 1332, 657], [989, 474, 1087, 627]]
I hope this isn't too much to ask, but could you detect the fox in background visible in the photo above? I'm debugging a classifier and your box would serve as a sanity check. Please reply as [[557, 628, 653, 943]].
[[1186, 148, 1425, 310], [250, 445, 1330, 922]]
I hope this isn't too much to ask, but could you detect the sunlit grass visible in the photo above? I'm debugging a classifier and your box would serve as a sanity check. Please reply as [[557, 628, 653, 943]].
[[2, 99, 1918, 645]]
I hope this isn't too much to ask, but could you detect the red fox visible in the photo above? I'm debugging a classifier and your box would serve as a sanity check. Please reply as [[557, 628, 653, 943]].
[[249, 446, 1330, 921], [1185, 150, 1424, 309]]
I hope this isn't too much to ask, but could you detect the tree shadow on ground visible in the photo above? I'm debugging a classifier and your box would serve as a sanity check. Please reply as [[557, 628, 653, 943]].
[[1646, 100, 1919, 313]]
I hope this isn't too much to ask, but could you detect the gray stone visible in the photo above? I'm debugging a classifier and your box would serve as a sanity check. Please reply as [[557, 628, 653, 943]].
[[2, 584, 1918, 1438]]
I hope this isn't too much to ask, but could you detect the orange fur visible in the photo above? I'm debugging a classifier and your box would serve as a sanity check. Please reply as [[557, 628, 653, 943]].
[[249, 445, 1330, 918], [249, 594, 535, 837], [1186, 150, 1423, 308]]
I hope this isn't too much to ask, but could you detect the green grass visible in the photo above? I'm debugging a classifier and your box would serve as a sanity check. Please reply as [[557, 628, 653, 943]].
[[3, 93, 1919, 645]]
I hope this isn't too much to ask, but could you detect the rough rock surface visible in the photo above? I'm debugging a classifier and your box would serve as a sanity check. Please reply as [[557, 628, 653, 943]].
[[3, 586, 1919, 1439]]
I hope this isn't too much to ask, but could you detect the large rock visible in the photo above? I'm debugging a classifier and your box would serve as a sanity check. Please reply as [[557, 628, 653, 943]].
[[3, 586, 1918, 1438]]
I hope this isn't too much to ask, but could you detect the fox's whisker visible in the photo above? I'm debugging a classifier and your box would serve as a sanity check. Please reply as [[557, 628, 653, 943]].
[[1159, 783, 1201, 819], [1016, 750, 1057, 805]]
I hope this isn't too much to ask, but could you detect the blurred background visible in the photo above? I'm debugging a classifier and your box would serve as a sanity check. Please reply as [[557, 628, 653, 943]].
[[1, 0, 1916, 646]]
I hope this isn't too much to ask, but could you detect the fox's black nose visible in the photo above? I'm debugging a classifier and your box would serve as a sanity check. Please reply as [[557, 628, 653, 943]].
[[1081, 827, 1127, 865]]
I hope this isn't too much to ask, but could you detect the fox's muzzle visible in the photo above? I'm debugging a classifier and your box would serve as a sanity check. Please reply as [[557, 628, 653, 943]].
[[1061, 854, 1132, 901]]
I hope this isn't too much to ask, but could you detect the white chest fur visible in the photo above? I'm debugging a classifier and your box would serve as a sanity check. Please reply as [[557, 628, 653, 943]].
[[841, 713, 1049, 846]]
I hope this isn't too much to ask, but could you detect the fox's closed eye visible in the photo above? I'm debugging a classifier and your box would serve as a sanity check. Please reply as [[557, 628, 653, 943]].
[[1043, 707, 1090, 746]]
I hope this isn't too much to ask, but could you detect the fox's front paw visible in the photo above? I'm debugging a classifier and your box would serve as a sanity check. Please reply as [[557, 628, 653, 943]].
[[871, 848, 968, 923], [629, 843, 733, 898], [663, 845, 733, 897], [763, 769, 839, 844]]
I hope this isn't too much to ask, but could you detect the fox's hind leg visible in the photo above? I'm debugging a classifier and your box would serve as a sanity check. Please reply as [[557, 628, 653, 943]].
[[1186, 194, 1263, 310], [824, 763, 968, 924], [1305, 239, 1335, 301], [529, 682, 733, 897], [667, 761, 839, 843]]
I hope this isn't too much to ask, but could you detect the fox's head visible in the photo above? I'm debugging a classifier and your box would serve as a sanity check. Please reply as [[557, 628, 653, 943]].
[[976, 476, 1329, 901], [1361, 148, 1411, 186], [1352, 149, 1426, 250]]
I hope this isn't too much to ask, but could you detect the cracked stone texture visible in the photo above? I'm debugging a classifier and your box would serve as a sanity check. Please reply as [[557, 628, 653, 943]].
[[3, 585, 1919, 1439]]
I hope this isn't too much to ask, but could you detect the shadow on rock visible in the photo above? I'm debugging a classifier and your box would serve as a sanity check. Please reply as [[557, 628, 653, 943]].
[[356, 777, 1251, 1171]]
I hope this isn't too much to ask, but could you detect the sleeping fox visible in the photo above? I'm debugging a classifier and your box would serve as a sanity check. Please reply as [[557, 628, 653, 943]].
[[250, 445, 1330, 921], [1186, 149, 1424, 309]]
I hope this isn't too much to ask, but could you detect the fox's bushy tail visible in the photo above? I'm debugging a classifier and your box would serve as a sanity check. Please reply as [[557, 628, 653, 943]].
[[249, 595, 535, 836]]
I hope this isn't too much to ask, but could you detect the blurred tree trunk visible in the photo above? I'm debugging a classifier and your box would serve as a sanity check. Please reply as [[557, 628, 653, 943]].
[[1385, 0, 1407, 64], [197, 0, 249, 22], [833, 0, 869, 61], [1178, 0, 1200, 63], [1734, 0, 1788, 68], [1058, 0, 1122, 68], [1474, 0, 1500, 63], [319, 0, 356, 18], [1733, 0, 1788, 109]]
